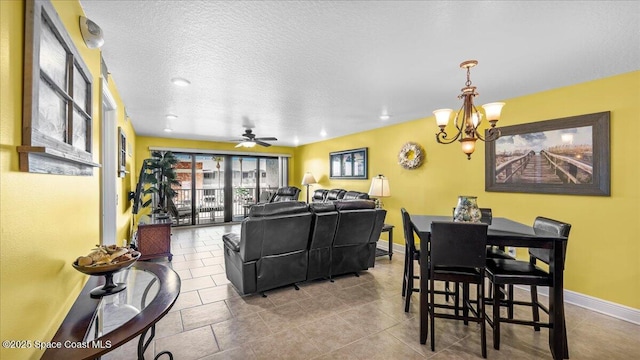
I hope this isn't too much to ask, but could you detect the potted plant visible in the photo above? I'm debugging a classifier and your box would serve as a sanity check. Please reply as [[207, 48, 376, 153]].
[[130, 151, 181, 216], [235, 187, 250, 203]]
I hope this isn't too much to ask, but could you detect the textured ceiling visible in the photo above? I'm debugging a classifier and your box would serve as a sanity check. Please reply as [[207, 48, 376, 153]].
[[80, 0, 640, 147]]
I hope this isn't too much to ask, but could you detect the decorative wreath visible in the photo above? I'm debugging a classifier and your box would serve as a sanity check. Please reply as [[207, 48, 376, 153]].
[[398, 142, 425, 170]]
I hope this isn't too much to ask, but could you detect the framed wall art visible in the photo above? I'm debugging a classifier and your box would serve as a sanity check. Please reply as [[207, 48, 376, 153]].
[[118, 127, 127, 177], [330, 148, 368, 179], [485, 111, 610, 196]]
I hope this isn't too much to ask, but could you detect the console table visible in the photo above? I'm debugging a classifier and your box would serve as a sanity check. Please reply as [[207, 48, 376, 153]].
[[137, 215, 172, 261], [42, 262, 180, 360]]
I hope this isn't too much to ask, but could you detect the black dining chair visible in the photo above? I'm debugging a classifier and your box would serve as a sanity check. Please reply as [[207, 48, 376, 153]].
[[401, 208, 420, 312], [484, 216, 571, 352], [401, 208, 460, 313], [428, 221, 489, 358], [480, 208, 512, 260]]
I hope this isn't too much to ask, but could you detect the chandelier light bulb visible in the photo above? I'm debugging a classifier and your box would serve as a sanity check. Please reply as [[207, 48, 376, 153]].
[[433, 109, 453, 127], [460, 138, 477, 159], [482, 102, 505, 122]]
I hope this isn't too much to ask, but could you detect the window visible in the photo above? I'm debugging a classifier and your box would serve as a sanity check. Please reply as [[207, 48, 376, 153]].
[[18, 0, 99, 175]]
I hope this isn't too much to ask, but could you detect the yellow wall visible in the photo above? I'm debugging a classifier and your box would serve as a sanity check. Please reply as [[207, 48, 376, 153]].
[[0, 1, 132, 359], [294, 71, 640, 309]]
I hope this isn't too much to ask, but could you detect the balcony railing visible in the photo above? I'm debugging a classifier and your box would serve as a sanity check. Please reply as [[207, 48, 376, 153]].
[[172, 187, 263, 225]]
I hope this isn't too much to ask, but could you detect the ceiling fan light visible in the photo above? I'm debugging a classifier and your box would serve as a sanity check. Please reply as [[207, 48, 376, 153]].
[[171, 77, 191, 86], [236, 141, 256, 148]]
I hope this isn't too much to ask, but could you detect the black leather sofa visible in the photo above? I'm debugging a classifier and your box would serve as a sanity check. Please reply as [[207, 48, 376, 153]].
[[223, 200, 386, 295], [223, 201, 312, 295], [312, 188, 370, 202]]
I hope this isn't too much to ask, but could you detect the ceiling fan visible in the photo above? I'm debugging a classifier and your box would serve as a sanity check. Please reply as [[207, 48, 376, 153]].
[[232, 128, 277, 148]]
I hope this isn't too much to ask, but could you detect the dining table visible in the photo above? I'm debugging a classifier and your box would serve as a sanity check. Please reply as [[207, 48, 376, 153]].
[[410, 215, 569, 360]]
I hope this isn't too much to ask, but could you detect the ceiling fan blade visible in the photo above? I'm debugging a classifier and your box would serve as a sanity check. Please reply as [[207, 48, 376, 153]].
[[254, 140, 272, 147], [254, 137, 277, 141]]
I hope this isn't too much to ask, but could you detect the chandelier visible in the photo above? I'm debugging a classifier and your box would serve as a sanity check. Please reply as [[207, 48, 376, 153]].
[[433, 60, 505, 159]]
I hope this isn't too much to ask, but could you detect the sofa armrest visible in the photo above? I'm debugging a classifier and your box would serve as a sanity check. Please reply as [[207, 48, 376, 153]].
[[223, 233, 241, 252]]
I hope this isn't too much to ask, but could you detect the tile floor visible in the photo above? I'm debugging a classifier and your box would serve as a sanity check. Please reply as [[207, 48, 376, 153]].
[[105, 225, 640, 359]]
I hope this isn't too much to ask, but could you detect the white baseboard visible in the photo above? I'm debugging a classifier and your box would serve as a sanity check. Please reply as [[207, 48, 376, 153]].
[[514, 285, 640, 325], [376, 239, 405, 257]]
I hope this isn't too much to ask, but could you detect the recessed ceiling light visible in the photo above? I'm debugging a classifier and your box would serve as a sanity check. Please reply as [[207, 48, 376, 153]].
[[380, 114, 391, 121], [166, 114, 178, 120], [320, 130, 327, 137], [164, 127, 173, 132], [171, 77, 191, 86]]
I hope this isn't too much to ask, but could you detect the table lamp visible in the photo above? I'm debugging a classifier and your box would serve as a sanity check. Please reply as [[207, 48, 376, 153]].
[[368, 174, 391, 208], [301, 172, 317, 203]]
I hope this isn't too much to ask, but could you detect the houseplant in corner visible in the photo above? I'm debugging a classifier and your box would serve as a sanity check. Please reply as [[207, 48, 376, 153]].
[[130, 151, 181, 218]]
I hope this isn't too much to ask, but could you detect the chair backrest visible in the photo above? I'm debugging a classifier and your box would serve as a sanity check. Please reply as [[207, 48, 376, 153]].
[[332, 200, 377, 246], [331, 199, 381, 275], [530, 216, 571, 264], [480, 208, 492, 225], [342, 191, 370, 200], [401, 208, 417, 253], [307, 202, 339, 280], [430, 221, 488, 268], [270, 186, 301, 202], [325, 189, 346, 201], [308, 202, 339, 250], [240, 201, 311, 261], [312, 189, 328, 202]]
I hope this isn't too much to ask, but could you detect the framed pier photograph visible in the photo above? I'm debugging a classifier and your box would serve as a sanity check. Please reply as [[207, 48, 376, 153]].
[[485, 112, 610, 196]]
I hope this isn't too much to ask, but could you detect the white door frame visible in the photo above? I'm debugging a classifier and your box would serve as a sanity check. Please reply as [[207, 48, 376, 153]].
[[101, 78, 117, 245]]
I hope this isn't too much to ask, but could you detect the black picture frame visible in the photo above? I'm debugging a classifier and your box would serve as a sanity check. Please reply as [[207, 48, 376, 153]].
[[118, 126, 127, 178], [485, 111, 610, 196], [330, 148, 368, 179]]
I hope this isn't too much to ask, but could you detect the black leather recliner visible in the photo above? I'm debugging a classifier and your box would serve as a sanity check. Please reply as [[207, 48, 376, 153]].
[[307, 202, 339, 280], [312, 189, 328, 202], [314, 189, 369, 202], [331, 199, 386, 276], [325, 189, 346, 201], [223, 201, 312, 295], [342, 191, 370, 200], [269, 186, 301, 202]]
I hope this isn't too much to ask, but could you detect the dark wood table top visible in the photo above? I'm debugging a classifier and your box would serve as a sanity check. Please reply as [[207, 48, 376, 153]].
[[410, 215, 567, 248], [41, 262, 180, 360]]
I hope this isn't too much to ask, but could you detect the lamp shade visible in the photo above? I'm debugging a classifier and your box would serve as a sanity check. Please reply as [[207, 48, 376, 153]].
[[481, 102, 505, 121], [433, 108, 453, 127], [368, 174, 391, 197], [301, 172, 317, 185]]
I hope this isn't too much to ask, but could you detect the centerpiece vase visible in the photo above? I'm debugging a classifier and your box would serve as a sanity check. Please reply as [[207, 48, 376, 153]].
[[453, 195, 482, 223]]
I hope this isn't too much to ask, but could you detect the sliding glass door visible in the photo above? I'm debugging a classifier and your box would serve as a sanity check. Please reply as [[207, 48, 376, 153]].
[[170, 152, 287, 225]]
